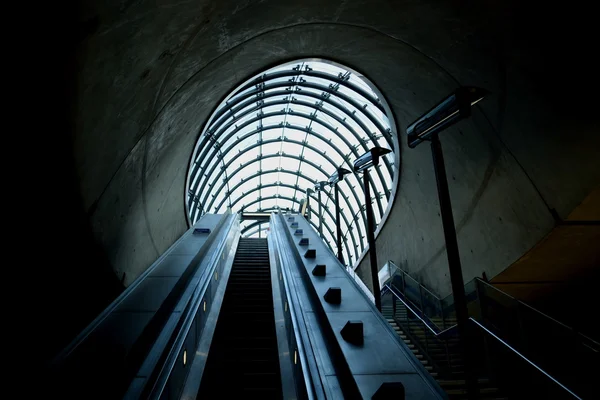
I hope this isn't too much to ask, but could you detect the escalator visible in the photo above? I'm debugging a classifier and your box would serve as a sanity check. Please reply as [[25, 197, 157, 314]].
[[198, 238, 283, 398]]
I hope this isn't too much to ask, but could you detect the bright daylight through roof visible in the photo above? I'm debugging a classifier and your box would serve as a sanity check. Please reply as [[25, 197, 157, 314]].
[[186, 59, 397, 268]]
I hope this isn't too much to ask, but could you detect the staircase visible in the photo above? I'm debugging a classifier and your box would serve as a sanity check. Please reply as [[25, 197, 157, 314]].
[[382, 302, 505, 399], [199, 238, 282, 398]]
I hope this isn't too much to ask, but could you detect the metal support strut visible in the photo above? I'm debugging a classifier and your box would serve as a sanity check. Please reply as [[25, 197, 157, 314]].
[[335, 184, 344, 264], [364, 169, 382, 311], [431, 134, 477, 400]]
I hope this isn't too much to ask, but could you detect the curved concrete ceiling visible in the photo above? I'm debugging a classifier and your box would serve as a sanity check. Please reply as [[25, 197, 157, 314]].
[[72, 1, 599, 295], [30, 0, 600, 363]]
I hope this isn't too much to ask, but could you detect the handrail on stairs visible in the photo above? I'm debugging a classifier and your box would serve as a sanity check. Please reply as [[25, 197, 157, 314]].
[[383, 285, 582, 399], [385, 261, 600, 351], [382, 284, 456, 338]]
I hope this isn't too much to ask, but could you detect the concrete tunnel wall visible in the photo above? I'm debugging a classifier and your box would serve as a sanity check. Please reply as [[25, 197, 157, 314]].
[[36, 0, 599, 359]]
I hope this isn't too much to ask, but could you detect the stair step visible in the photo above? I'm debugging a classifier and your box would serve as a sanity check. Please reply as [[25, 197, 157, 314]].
[[438, 379, 492, 387], [199, 239, 282, 397]]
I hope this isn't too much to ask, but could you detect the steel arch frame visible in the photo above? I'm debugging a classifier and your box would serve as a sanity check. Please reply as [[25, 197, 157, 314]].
[[193, 107, 392, 201], [228, 182, 360, 260], [190, 94, 393, 179], [190, 134, 367, 230], [190, 129, 378, 225], [186, 60, 398, 269], [190, 90, 392, 186], [237, 196, 357, 259], [235, 69, 385, 113], [204, 158, 367, 253], [207, 80, 390, 144]]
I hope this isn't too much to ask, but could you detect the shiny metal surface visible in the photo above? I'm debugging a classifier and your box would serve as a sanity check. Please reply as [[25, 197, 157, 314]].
[[272, 212, 445, 399], [179, 230, 240, 400], [141, 215, 240, 399], [271, 214, 327, 399]]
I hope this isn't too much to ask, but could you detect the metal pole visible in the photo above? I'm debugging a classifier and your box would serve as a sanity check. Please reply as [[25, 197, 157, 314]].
[[431, 134, 477, 399], [334, 184, 344, 264], [318, 190, 323, 239], [364, 169, 382, 311]]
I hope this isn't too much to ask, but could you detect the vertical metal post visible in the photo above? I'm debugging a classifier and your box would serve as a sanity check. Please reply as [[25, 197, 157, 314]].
[[475, 279, 484, 322], [318, 189, 323, 239], [440, 298, 446, 330], [431, 134, 477, 399], [364, 169, 382, 311], [334, 184, 344, 264]]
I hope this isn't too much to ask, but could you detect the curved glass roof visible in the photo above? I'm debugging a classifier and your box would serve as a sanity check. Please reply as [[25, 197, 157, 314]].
[[186, 60, 397, 267]]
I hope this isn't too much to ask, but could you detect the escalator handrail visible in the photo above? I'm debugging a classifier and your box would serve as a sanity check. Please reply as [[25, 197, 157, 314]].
[[271, 213, 325, 400], [50, 215, 215, 367], [134, 214, 239, 399], [383, 284, 457, 338]]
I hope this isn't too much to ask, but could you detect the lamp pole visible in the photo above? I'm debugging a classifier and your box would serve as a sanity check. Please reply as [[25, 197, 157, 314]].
[[306, 188, 314, 220], [363, 168, 382, 311], [406, 87, 488, 400], [328, 169, 350, 265], [431, 133, 476, 399], [317, 189, 323, 238], [334, 183, 343, 264], [315, 181, 327, 240], [353, 146, 391, 312]]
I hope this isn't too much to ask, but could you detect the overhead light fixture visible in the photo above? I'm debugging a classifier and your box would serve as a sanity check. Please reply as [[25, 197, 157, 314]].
[[328, 167, 351, 186], [405, 85, 488, 399], [406, 86, 488, 148], [353, 147, 392, 173], [314, 181, 327, 191]]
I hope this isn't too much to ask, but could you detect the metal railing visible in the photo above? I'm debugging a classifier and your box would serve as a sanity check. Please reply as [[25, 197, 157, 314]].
[[383, 263, 599, 398], [270, 213, 326, 399], [49, 213, 234, 400], [140, 215, 240, 399], [381, 285, 458, 377], [383, 285, 582, 399], [470, 319, 582, 399]]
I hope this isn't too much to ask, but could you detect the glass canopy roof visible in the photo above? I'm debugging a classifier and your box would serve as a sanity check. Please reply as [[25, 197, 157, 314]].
[[186, 59, 396, 267]]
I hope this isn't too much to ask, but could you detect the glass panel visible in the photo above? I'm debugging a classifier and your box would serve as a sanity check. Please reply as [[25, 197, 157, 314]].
[[301, 147, 332, 171], [299, 163, 325, 183], [348, 73, 377, 99], [279, 156, 301, 172], [277, 186, 297, 200], [187, 60, 396, 270], [261, 127, 283, 142], [403, 273, 422, 310], [289, 104, 316, 116], [260, 198, 278, 210], [235, 146, 260, 169]]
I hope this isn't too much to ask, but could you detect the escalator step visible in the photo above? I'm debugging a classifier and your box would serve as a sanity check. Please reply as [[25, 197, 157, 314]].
[[198, 238, 282, 399]]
